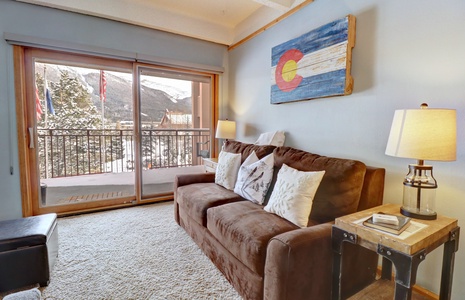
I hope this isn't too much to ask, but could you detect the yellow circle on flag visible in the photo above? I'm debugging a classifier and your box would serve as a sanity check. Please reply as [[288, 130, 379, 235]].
[[282, 60, 297, 82]]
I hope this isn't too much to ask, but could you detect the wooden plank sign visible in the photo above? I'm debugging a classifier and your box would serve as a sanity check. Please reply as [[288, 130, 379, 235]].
[[270, 15, 356, 104]]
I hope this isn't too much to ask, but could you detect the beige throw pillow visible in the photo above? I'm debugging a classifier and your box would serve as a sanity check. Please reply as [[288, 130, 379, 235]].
[[255, 131, 286, 146], [264, 164, 325, 227], [215, 151, 242, 190], [234, 152, 274, 204]]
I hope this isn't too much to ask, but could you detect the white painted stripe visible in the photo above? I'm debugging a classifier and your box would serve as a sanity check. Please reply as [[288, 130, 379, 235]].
[[271, 41, 348, 85]]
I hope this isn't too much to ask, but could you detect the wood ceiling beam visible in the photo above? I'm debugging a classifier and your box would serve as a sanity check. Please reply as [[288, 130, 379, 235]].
[[229, 0, 314, 51], [252, 0, 295, 11]]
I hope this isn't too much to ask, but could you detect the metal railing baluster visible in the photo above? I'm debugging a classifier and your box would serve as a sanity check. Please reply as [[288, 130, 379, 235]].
[[37, 128, 210, 178]]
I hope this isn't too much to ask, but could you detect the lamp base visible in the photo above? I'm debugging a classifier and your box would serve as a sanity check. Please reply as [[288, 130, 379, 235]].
[[400, 207, 437, 220]]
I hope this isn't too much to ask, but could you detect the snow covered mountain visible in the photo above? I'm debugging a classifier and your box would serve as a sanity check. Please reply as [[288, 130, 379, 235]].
[[36, 63, 192, 124]]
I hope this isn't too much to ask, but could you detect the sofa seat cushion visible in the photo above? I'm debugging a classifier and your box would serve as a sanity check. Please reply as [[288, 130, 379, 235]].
[[177, 183, 244, 227], [207, 201, 298, 276]]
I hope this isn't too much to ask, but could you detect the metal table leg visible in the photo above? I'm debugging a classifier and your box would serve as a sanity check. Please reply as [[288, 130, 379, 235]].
[[331, 226, 357, 300], [439, 227, 460, 300], [378, 245, 427, 300], [381, 256, 393, 280]]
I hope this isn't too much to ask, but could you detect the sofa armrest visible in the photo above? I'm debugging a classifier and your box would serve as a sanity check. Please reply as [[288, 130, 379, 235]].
[[264, 222, 333, 300], [358, 166, 385, 211], [174, 173, 215, 189], [264, 222, 377, 300], [174, 173, 215, 225]]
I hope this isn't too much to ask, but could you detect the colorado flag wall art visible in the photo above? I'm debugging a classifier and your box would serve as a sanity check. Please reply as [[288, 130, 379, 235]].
[[271, 15, 356, 104]]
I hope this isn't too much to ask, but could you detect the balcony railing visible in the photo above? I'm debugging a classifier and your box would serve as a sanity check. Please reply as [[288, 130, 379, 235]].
[[37, 128, 211, 179]]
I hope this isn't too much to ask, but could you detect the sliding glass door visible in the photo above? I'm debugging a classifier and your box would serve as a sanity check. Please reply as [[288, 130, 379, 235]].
[[23, 49, 136, 214], [36, 65, 137, 208], [135, 65, 212, 201], [16, 48, 217, 215]]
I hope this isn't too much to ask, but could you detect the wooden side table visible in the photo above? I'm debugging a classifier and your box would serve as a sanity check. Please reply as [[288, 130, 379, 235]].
[[332, 203, 460, 300], [202, 157, 218, 173]]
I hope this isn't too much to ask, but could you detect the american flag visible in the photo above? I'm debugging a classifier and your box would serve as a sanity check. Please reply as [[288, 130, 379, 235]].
[[100, 70, 107, 102], [35, 87, 43, 121]]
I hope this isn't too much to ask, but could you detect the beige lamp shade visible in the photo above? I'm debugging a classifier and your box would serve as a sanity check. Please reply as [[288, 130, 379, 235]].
[[385, 105, 457, 161], [215, 120, 236, 140]]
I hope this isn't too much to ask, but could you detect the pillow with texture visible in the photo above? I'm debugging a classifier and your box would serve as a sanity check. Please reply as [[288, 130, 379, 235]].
[[264, 164, 325, 227], [234, 152, 274, 204], [255, 131, 285, 146], [215, 151, 242, 190]]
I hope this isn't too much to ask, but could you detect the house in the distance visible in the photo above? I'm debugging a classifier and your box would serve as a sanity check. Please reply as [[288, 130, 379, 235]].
[[159, 109, 192, 129]]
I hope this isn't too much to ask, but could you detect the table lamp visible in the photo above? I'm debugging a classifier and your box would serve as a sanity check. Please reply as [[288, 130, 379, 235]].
[[385, 103, 456, 220], [215, 120, 236, 150]]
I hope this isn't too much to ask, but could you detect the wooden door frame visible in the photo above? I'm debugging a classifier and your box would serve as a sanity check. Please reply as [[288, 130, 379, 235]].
[[14, 46, 34, 217]]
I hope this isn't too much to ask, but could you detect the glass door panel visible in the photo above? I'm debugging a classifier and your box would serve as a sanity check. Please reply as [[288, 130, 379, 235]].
[[137, 67, 212, 200], [34, 61, 135, 208]]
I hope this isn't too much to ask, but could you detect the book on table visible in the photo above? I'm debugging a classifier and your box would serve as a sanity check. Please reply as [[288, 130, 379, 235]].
[[363, 214, 411, 235]]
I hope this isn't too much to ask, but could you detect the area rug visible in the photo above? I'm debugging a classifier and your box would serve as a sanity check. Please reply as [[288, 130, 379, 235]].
[[39, 202, 241, 299]]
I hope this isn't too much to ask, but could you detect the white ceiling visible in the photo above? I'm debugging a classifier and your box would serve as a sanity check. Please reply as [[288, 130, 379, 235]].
[[16, 0, 310, 46]]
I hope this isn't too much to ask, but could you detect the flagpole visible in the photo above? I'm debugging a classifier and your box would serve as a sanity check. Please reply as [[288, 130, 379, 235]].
[[44, 67, 48, 126], [44, 66, 49, 179], [101, 81, 105, 129], [101, 77, 106, 172], [100, 70, 106, 172], [101, 96, 105, 128]]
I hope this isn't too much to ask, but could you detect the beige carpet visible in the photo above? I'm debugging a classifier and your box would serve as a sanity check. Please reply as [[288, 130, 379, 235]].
[[39, 202, 241, 299]]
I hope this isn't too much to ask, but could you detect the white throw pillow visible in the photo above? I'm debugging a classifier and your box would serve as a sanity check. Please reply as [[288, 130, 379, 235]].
[[255, 131, 286, 147], [234, 152, 274, 204], [215, 151, 242, 190], [264, 164, 325, 227]]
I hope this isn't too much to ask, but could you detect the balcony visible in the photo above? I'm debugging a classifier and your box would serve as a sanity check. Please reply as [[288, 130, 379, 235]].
[[37, 128, 211, 206]]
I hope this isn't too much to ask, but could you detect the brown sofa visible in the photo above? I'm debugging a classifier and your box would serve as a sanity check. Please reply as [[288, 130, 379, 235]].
[[174, 141, 385, 299]]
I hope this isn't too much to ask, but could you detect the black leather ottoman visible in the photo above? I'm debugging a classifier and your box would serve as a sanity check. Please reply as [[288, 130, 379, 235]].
[[0, 213, 58, 292]]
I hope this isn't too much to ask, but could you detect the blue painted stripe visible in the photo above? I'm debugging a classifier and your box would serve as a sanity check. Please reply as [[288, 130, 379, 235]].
[[271, 16, 349, 66], [270, 69, 346, 104]]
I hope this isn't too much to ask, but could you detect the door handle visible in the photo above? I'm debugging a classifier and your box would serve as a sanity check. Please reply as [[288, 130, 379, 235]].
[[28, 127, 34, 148]]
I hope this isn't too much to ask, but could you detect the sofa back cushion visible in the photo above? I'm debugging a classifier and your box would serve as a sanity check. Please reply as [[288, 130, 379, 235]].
[[224, 140, 276, 163], [272, 147, 366, 224]]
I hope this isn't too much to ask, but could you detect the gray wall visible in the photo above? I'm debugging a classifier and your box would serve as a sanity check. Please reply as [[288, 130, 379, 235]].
[[228, 0, 465, 297], [2, 0, 465, 297], [0, 0, 227, 220]]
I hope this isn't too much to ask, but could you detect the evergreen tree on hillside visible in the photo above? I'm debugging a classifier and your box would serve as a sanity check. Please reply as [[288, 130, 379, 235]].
[[35, 71, 121, 178], [37, 71, 104, 129]]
